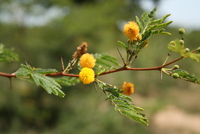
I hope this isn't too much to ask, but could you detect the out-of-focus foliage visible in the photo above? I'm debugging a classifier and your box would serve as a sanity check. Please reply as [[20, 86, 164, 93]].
[[0, 44, 19, 62]]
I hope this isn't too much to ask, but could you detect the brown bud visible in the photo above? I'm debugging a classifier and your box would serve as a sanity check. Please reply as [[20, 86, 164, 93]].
[[72, 42, 88, 58]]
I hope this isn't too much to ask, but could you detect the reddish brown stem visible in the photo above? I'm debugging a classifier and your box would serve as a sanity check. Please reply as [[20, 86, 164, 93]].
[[46, 72, 79, 77], [98, 56, 184, 76], [0, 56, 183, 78], [0, 72, 79, 78], [0, 72, 16, 78]]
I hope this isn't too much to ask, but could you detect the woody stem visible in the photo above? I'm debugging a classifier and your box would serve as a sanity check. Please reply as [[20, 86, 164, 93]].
[[0, 56, 184, 78], [98, 56, 184, 76]]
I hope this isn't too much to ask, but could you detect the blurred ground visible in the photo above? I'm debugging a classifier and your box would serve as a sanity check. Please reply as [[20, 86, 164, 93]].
[[152, 105, 200, 134]]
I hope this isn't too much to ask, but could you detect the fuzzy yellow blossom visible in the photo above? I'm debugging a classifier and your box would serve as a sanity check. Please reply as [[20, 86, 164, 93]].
[[121, 82, 134, 95], [79, 53, 96, 68], [79, 67, 95, 84], [123, 21, 141, 41]]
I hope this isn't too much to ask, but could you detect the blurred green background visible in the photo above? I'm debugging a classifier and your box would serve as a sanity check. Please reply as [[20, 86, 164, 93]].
[[0, 0, 200, 134]]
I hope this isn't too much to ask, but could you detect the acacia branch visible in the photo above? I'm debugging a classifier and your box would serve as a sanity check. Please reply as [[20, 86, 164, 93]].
[[46, 72, 79, 77], [0, 72, 79, 78], [98, 56, 184, 76], [0, 56, 184, 78], [0, 72, 16, 78]]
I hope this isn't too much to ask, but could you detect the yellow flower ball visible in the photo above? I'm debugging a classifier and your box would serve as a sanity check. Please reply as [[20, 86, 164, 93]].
[[123, 21, 140, 41], [79, 67, 95, 84], [121, 82, 134, 95], [79, 53, 96, 68]]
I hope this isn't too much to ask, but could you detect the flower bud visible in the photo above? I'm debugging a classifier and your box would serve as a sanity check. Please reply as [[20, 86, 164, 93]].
[[185, 48, 190, 52], [179, 40, 184, 46], [136, 34, 142, 41], [173, 65, 179, 69], [178, 28, 185, 35], [169, 41, 176, 45], [172, 73, 179, 79]]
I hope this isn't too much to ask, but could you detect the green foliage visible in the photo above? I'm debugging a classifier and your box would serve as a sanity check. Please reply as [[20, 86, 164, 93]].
[[136, 7, 172, 42], [54, 77, 80, 86], [168, 40, 185, 54], [119, 8, 172, 65], [94, 53, 120, 75], [162, 68, 200, 84], [0, 44, 19, 62], [97, 81, 148, 125], [118, 41, 127, 50], [168, 39, 200, 62], [16, 64, 65, 97]]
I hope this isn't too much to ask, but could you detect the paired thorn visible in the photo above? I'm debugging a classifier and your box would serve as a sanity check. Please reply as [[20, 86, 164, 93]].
[[117, 48, 126, 66]]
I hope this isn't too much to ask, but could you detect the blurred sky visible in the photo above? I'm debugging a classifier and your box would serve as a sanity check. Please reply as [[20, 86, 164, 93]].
[[0, 0, 200, 31], [140, 0, 200, 31]]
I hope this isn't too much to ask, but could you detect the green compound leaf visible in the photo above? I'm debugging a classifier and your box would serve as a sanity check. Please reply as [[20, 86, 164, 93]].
[[94, 53, 120, 75], [160, 32, 172, 35], [16, 64, 65, 97], [118, 41, 127, 50], [148, 7, 157, 19], [150, 14, 171, 24], [168, 40, 185, 54], [31, 74, 64, 97], [104, 87, 121, 97], [141, 12, 150, 27], [100, 83, 148, 126], [168, 40, 200, 62], [162, 68, 200, 84], [100, 54, 119, 66], [120, 108, 148, 126], [154, 21, 173, 29], [113, 94, 148, 126], [34, 68, 58, 74], [172, 69, 200, 84], [151, 29, 165, 34], [184, 52, 200, 62], [137, 7, 171, 43], [96, 59, 112, 68], [53, 77, 80, 86], [16, 64, 33, 78], [135, 16, 143, 31], [0, 44, 19, 62]]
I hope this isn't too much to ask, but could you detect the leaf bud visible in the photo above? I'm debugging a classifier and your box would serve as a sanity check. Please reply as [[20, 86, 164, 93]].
[[169, 41, 176, 45], [172, 73, 179, 79], [178, 28, 185, 35], [179, 40, 184, 46], [173, 65, 179, 69], [185, 48, 190, 52]]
